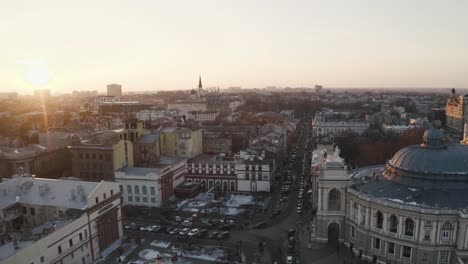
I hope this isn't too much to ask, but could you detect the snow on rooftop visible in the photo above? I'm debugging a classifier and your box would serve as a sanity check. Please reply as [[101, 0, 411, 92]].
[[0, 177, 99, 210]]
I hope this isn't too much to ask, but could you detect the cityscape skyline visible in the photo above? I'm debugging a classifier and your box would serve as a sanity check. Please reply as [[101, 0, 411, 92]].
[[1, 0, 468, 94]]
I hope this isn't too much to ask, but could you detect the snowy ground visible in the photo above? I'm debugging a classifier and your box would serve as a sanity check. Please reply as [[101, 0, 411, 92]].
[[129, 242, 228, 263], [175, 193, 260, 216]]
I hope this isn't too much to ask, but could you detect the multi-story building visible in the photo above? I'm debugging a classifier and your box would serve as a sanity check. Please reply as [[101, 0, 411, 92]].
[[0, 133, 72, 179], [0, 92, 18, 101], [312, 111, 370, 137], [160, 127, 203, 158], [202, 134, 232, 154], [115, 157, 186, 207], [68, 131, 133, 181], [82, 96, 119, 113], [446, 88, 468, 132], [0, 176, 122, 264], [107, 83, 122, 97], [313, 128, 468, 264], [185, 150, 273, 193], [136, 110, 177, 121], [167, 101, 208, 115]]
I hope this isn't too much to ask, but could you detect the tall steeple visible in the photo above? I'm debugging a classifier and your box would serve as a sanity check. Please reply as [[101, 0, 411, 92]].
[[198, 75, 203, 89]]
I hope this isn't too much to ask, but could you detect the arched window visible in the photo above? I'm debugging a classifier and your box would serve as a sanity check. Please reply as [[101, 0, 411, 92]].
[[441, 222, 453, 242], [230, 181, 236, 191], [142, 186, 147, 195], [375, 211, 383, 229], [328, 189, 341, 211], [150, 186, 155, 195], [208, 181, 213, 189], [404, 218, 415, 236], [134, 185, 140, 195], [223, 181, 228, 192], [127, 185, 132, 194], [389, 215, 398, 233]]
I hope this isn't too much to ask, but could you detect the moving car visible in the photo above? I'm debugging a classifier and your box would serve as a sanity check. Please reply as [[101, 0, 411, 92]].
[[169, 228, 180, 235], [254, 222, 267, 229], [208, 231, 220, 239], [217, 231, 230, 240], [179, 228, 190, 236], [188, 228, 200, 237]]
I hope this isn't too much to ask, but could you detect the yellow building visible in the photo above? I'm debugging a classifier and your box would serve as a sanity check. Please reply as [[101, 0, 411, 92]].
[[160, 127, 203, 158], [446, 89, 468, 132]]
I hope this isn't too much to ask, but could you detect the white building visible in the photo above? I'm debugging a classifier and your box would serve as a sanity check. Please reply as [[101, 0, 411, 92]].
[[382, 124, 419, 135], [167, 101, 208, 116], [186, 111, 218, 123], [115, 157, 186, 207], [185, 151, 273, 193], [0, 176, 122, 264], [136, 110, 177, 121], [82, 96, 119, 113], [312, 111, 369, 137]]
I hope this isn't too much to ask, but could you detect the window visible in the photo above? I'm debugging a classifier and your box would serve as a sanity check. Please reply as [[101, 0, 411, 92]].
[[84, 229, 87, 238], [441, 222, 452, 242], [135, 196, 140, 202], [58, 245, 62, 254], [82, 257, 86, 264], [328, 189, 341, 211], [375, 211, 383, 229], [92, 153, 96, 159], [40, 256, 44, 263], [142, 186, 147, 195], [360, 207, 366, 226], [69, 239, 73, 247], [127, 185, 132, 194], [150, 186, 155, 195], [439, 251, 449, 264], [404, 218, 414, 236], [402, 246, 411, 259], [103, 193, 107, 200], [151, 197, 156, 203], [142, 197, 148, 203], [389, 215, 398, 233], [351, 226, 355, 238], [353, 202, 358, 219], [110, 189, 114, 196], [134, 185, 140, 195], [30, 207, 35, 216], [128, 196, 133, 202], [387, 242, 395, 255], [99, 154, 103, 160], [79, 233, 83, 241], [22, 207, 27, 214], [424, 230, 431, 241], [95, 197, 99, 204], [373, 237, 381, 250]]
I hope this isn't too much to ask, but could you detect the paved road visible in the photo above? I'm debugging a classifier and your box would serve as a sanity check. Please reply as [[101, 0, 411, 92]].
[[108, 117, 363, 264]]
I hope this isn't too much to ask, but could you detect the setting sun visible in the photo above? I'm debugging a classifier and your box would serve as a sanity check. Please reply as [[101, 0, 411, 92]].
[[25, 65, 52, 87]]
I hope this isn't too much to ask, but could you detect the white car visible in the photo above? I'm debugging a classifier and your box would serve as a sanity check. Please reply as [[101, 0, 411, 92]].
[[182, 220, 192, 227], [179, 228, 190, 236], [188, 228, 200, 237], [287, 256, 294, 264]]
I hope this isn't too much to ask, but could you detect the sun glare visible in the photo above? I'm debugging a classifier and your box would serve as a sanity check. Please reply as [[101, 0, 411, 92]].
[[25, 65, 52, 86]]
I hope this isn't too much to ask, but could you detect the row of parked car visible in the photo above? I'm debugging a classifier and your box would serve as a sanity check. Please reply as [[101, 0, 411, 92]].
[[124, 222, 231, 240]]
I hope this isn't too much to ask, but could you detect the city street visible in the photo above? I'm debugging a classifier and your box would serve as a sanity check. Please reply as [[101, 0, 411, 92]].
[[107, 117, 359, 264]]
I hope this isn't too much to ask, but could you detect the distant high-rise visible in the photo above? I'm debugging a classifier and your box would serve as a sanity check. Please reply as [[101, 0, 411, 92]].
[[107, 83, 122, 97], [446, 88, 468, 132]]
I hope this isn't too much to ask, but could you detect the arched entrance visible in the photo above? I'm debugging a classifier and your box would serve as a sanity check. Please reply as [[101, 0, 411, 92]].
[[327, 222, 340, 244]]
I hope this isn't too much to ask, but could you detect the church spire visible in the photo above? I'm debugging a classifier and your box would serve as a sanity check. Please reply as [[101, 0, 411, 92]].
[[198, 75, 203, 89]]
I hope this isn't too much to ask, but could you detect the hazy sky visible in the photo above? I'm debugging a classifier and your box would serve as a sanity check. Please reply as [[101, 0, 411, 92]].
[[1, 0, 468, 94]]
